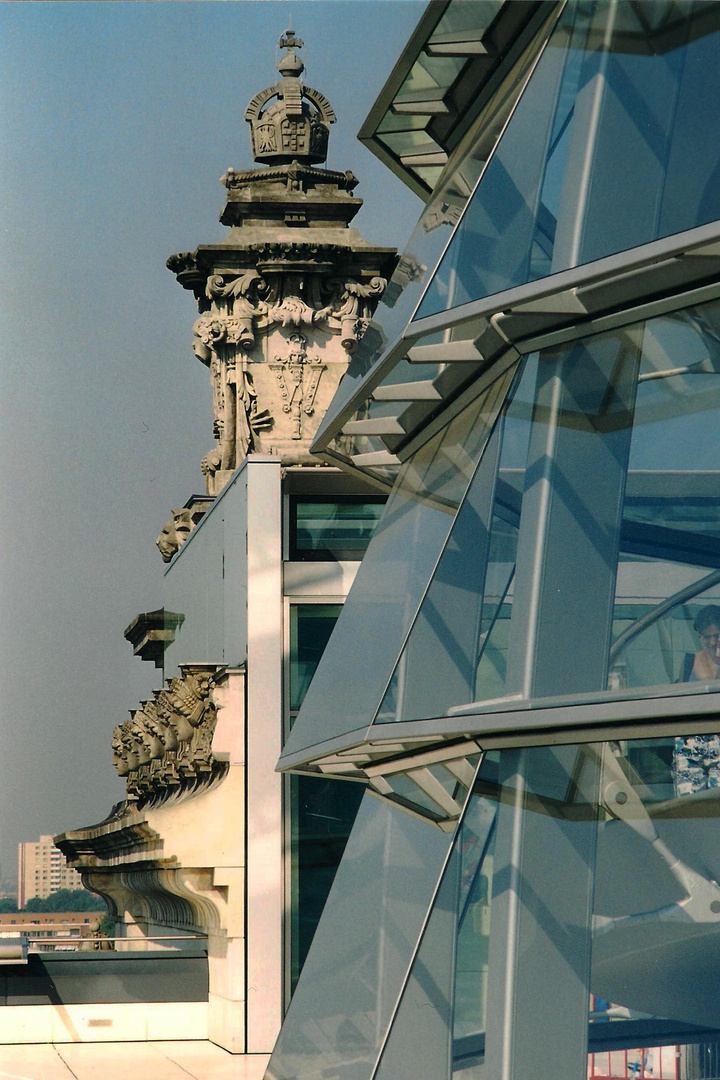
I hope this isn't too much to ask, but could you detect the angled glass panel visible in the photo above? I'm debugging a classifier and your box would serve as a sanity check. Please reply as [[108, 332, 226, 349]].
[[609, 299, 720, 693], [314, 9, 558, 446], [368, 295, 720, 723], [266, 792, 451, 1080], [373, 754, 496, 1080], [417, 0, 720, 319], [374, 355, 535, 722], [433, 737, 720, 1080], [281, 366, 517, 762]]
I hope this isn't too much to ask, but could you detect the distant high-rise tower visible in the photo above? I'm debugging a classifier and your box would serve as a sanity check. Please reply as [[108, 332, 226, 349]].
[[18, 835, 83, 908]]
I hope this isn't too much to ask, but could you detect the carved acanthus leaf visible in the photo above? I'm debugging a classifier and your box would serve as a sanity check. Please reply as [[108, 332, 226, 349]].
[[268, 295, 319, 327], [206, 271, 267, 302]]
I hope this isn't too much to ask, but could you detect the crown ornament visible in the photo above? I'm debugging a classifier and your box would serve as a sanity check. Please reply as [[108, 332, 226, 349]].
[[245, 30, 337, 166]]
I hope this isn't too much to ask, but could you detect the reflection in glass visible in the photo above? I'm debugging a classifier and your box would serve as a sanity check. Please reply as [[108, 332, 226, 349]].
[[287, 604, 364, 995], [289, 497, 386, 561], [375, 737, 720, 1080], [318, 7, 558, 449], [288, 605, 342, 713], [611, 300, 720, 692], [417, 1, 720, 318], [289, 775, 364, 994], [373, 295, 720, 722], [371, 364, 519, 724], [267, 794, 452, 1080], [282, 365, 518, 759]]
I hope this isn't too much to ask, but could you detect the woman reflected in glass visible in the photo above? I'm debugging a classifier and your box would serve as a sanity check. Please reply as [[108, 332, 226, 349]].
[[680, 604, 720, 682]]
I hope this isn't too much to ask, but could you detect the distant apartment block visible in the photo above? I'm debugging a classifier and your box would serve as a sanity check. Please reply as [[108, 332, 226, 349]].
[[18, 835, 83, 908]]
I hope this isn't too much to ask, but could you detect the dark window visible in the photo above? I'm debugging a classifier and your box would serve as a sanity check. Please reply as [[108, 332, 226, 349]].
[[289, 496, 385, 561], [287, 603, 364, 996]]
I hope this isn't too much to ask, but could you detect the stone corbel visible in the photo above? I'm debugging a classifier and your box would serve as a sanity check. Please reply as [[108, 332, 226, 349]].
[[83, 866, 222, 935]]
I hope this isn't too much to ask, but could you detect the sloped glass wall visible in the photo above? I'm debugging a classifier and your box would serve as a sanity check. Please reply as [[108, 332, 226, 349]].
[[417, 0, 720, 319], [366, 737, 720, 1080], [282, 362, 518, 760], [374, 294, 720, 723]]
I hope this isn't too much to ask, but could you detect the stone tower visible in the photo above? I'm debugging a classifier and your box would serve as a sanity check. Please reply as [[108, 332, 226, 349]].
[[56, 36, 398, 1056], [167, 30, 397, 498]]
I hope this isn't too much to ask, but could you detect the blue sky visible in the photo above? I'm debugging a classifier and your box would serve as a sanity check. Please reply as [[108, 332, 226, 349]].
[[0, 0, 424, 887]]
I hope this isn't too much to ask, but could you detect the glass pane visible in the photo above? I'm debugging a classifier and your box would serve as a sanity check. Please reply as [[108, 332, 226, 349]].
[[354, 295, 720, 720], [282, 369, 517, 760], [163, 477, 247, 676], [373, 738, 720, 1080], [374, 355, 530, 722], [287, 605, 364, 997], [319, 10, 555, 437], [611, 299, 720, 693], [417, 0, 720, 319], [288, 774, 364, 994], [289, 605, 342, 713], [290, 497, 386, 561], [267, 793, 452, 1080]]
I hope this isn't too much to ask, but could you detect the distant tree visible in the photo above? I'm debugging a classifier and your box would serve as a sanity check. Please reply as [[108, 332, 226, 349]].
[[99, 912, 115, 937], [23, 889, 106, 913], [0, 897, 18, 913]]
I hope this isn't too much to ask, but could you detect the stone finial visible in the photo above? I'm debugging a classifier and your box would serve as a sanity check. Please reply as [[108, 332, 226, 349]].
[[245, 29, 336, 166]]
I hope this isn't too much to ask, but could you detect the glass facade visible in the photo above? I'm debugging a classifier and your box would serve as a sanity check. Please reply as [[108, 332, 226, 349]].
[[315, 5, 561, 473], [270, 4, 720, 1080], [369, 297, 720, 723], [417, 1, 720, 319], [282, 361, 518, 759], [274, 734, 720, 1080]]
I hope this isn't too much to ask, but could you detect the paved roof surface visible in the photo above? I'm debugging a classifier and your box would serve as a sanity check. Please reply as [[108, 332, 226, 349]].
[[0, 1042, 270, 1080]]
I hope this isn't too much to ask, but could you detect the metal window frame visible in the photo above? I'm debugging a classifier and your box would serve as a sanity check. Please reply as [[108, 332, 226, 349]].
[[277, 681, 720, 777], [281, 596, 347, 1012], [312, 221, 720, 478]]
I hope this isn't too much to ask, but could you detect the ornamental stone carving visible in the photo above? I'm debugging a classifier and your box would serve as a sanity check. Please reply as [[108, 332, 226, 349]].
[[244, 30, 336, 167], [167, 29, 397, 497], [156, 508, 193, 562], [269, 333, 325, 441], [111, 666, 225, 808]]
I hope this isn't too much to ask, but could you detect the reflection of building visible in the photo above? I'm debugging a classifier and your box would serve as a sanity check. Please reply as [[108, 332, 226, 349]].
[[18, 836, 83, 908], [263, 5, 720, 1080], [56, 32, 394, 1055]]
